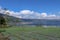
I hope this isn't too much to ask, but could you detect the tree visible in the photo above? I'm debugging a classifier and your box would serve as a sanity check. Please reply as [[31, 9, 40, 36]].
[[0, 14, 7, 28]]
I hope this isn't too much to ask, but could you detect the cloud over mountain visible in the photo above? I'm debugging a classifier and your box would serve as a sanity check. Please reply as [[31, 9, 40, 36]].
[[0, 7, 60, 19]]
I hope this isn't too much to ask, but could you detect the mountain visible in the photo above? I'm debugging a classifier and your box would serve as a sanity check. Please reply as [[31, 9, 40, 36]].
[[19, 19, 60, 26], [0, 13, 60, 27], [0, 13, 21, 26]]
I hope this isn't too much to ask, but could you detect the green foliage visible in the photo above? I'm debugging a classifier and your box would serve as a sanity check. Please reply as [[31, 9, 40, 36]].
[[0, 16, 7, 28]]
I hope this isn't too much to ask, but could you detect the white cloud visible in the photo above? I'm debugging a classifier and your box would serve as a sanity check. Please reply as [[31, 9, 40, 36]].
[[0, 7, 60, 19], [41, 13, 47, 17], [20, 10, 33, 14], [48, 15, 56, 17], [19, 10, 41, 19]]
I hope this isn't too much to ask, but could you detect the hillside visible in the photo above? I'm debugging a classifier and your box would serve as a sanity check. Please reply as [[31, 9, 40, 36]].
[[0, 13, 60, 27]]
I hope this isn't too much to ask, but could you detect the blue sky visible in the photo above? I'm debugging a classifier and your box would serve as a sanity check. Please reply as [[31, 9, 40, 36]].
[[0, 0, 60, 14], [0, 0, 60, 19]]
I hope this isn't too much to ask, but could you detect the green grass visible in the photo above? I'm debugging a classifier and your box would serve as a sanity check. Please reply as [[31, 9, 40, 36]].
[[1, 27, 60, 40]]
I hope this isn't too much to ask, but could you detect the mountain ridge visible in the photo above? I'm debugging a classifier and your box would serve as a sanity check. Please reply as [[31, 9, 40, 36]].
[[0, 13, 60, 27]]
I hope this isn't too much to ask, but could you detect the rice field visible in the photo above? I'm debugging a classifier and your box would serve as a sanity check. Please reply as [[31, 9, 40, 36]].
[[2, 27, 60, 40]]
